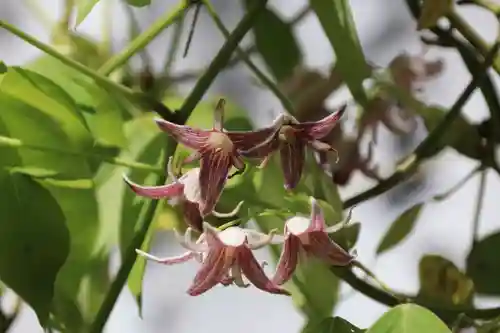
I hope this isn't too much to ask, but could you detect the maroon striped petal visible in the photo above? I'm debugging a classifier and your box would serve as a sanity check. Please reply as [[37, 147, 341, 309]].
[[181, 200, 203, 232], [305, 231, 354, 266], [294, 105, 346, 140], [279, 140, 305, 190], [187, 246, 232, 296], [237, 247, 290, 295], [272, 234, 301, 285], [155, 118, 210, 150], [226, 127, 278, 154], [199, 151, 232, 216], [123, 174, 184, 199]]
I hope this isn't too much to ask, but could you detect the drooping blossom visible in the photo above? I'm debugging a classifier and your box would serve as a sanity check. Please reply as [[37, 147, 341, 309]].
[[136, 223, 289, 296], [154, 99, 275, 216], [123, 157, 243, 232], [272, 197, 355, 286], [232, 105, 347, 190]]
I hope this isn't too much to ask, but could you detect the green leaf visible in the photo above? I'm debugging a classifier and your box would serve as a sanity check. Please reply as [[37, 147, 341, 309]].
[[0, 94, 92, 177], [309, 0, 371, 105], [466, 231, 500, 295], [244, 3, 302, 81], [417, 255, 474, 308], [366, 304, 451, 333], [126, 0, 151, 7], [302, 316, 364, 333], [0, 61, 7, 74], [76, 79, 127, 148], [0, 171, 70, 326], [376, 204, 423, 255], [76, 0, 100, 26], [37, 178, 100, 331], [417, 0, 453, 30]]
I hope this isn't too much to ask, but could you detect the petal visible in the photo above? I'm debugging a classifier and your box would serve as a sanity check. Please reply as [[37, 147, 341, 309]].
[[135, 249, 195, 265], [307, 197, 327, 232], [181, 200, 204, 232], [272, 234, 301, 286], [238, 247, 290, 295], [198, 151, 232, 216], [279, 140, 305, 190], [202, 222, 225, 248], [187, 247, 233, 296], [123, 174, 184, 199], [231, 264, 250, 288], [304, 231, 354, 266], [294, 105, 346, 140], [155, 118, 210, 150]]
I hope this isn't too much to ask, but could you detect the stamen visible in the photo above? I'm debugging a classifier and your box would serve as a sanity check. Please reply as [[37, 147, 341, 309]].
[[212, 201, 244, 218], [248, 229, 277, 250]]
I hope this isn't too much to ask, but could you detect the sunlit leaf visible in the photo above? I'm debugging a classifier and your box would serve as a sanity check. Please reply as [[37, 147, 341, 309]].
[[376, 204, 423, 255], [76, 0, 101, 26], [302, 316, 364, 333], [417, 255, 474, 308], [309, 0, 371, 105], [76, 79, 127, 148], [0, 171, 70, 327], [417, 0, 453, 30], [466, 231, 500, 295], [366, 304, 451, 333], [244, 3, 302, 81]]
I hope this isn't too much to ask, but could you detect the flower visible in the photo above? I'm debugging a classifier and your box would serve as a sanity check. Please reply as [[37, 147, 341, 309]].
[[234, 105, 346, 190], [136, 223, 290, 296], [123, 157, 243, 232], [154, 99, 274, 216], [272, 197, 355, 286]]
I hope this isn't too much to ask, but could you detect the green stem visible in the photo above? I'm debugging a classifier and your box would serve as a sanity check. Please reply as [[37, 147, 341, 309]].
[[202, 0, 295, 114], [0, 20, 136, 99], [0, 135, 162, 173], [343, 41, 500, 209], [176, 0, 269, 122], [471, 169, 487, 244], [98, 2, 187, 76], [89, 2, 267, 331], [447, 11, 500, 74], [163, 14, 185, 75]]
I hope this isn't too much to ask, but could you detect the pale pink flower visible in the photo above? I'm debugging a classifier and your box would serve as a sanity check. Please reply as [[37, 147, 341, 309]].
[[272, 197, 355, 285]]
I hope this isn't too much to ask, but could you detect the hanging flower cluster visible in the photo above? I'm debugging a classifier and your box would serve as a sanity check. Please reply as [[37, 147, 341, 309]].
[[124, 98, 355, 296]]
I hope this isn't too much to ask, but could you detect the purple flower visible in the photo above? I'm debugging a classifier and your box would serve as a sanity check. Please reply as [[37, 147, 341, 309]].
[[154, 99, 275, 215], [234, 105, 346, 190], [272, 197, 355, 286], [123, 157, 243, 232], [136, 223, 290, 296]]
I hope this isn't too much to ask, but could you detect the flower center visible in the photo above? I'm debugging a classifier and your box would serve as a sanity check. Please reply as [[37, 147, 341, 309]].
[[278, 125, 296, 143], [180, 168, 202, 203], [206, 132, 234, 152], [285, 216, 311, 235], [218, 227, 247, 247]]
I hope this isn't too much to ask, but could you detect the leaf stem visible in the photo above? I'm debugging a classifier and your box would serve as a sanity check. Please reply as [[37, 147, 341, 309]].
[[98, 2, 187, 76], [0, 135, 163, 173], [202, 0, 295, 114], [471, 169, 487, 244], [89, 2, 267, 331], [343, 41, 500, 209]]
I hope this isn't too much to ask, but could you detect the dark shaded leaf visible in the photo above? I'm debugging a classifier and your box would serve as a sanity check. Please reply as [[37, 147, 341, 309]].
[[127, 0, 151, 7], [467, 232, 500, 295], [417, 255, 474, 307], [0, 61, 6, 74], [309, 0, 370, 105], [366, 304, 451, 333], [302, 316, 364, 333], [244, 3, 302, 81], [0, 171, 70, 326], [376, 204, 423, 255]]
